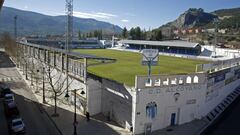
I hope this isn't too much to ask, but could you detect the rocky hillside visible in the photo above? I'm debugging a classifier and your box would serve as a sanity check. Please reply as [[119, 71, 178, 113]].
[[161, 8, 218, 29], [212, 7, 240, 18]]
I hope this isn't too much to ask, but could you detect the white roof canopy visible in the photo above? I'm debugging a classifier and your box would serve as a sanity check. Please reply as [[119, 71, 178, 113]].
[[119, 40, 200, 48]]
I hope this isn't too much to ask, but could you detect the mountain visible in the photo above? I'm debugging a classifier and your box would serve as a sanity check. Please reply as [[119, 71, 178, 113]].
[[212, 8, 240, 18], [160, 8, 218, 30], [0, 7, 122, 36], [212, 8, 240, 29], [158, 7, 240, 37]]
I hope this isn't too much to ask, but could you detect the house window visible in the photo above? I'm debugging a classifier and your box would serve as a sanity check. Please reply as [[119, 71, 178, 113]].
[[146, 102, 157, 119], [145, 78, 152, 87], [154, 79, 161, 86], [193, 76, 199, 83], [186, 76, 192, 84]]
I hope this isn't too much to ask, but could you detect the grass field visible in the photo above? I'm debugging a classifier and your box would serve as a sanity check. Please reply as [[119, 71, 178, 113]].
[[74, 49, 208, 86]]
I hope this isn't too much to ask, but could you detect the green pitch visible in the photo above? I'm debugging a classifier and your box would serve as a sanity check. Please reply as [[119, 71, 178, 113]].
[[74, 49, 208, 86]]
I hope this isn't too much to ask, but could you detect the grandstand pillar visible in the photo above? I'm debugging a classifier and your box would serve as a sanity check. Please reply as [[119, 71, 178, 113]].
[[53, 51, 56, 67], [84, 58, 87, 83], [47, 50, 50, 64], [61, 53, 64, 71], [44, 50, 46, 63], [38, 48, 40, 59]]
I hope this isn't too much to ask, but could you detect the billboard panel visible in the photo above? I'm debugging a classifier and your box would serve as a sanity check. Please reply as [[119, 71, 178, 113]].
[[142, 49, 159, 66]]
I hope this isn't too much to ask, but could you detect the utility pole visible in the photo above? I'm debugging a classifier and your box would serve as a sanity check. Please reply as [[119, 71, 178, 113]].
[[14, 15, 20, 68], [14, 15, 17, 40]]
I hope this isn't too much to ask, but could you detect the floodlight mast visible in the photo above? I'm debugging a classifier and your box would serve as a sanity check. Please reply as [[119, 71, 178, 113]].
[[65, 0, 73, 108], [65, 0, 73, 52]]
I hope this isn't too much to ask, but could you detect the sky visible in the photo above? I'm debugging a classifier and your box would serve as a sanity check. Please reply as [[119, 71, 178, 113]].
[[3, 0, 240, 29]]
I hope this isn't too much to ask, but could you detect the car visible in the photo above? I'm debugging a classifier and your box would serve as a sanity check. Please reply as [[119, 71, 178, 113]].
[[4, 102, 19, 118], [1, 88, 12, 98], [0, 83, 12, 98], [9, 118, 25, 135], [4, 93, 14, 103]]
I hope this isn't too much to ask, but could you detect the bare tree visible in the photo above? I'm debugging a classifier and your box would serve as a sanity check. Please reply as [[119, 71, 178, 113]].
[[1, 33, 17, 57], [44, 63, 73, 116], [2, 35, 74, 117]]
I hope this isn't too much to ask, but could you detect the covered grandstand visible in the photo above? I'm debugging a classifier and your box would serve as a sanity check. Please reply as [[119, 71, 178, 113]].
[[27, 38, 104, 49], [119, 40, 202, 55]]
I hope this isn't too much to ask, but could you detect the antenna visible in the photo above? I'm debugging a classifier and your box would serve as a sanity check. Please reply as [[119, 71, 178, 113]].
[[65, 0, 73, 52]]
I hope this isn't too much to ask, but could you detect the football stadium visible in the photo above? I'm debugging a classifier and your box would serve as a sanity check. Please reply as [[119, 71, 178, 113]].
[[13, 40, 240, 135]]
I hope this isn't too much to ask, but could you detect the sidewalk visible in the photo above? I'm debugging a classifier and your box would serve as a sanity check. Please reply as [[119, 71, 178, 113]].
[[17, 67, 131, 135], [151, 119, 208, 135]]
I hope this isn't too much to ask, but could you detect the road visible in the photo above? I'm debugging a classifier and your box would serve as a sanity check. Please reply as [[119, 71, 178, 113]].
[[206, 95, 240, 135], [0, 50, 60, 135]]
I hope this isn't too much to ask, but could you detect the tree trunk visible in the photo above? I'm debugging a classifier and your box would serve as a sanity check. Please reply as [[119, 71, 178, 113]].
[[54, 92, 57, 115]]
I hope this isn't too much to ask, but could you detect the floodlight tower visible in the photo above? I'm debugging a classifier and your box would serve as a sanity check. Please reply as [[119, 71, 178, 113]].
[[65, 0, 73, 52], [64, 0, 73, 107]]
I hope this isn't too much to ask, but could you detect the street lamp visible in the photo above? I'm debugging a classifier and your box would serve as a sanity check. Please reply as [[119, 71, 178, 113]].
[[35, 69, 40, 93], [42, 67, 46, 103], [66, 88, 85, 135]]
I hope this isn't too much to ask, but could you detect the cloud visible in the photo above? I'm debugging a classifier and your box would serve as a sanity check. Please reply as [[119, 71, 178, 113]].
[[125, 13, 136, 17], [73, 11, 117, 19], [24, 5, 28, 10], [121, 19, 129, 23]]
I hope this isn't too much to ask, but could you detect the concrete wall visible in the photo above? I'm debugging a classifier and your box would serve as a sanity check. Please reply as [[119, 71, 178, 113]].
[[87, 78, 102, 115], [101, 79, 132, 129]]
